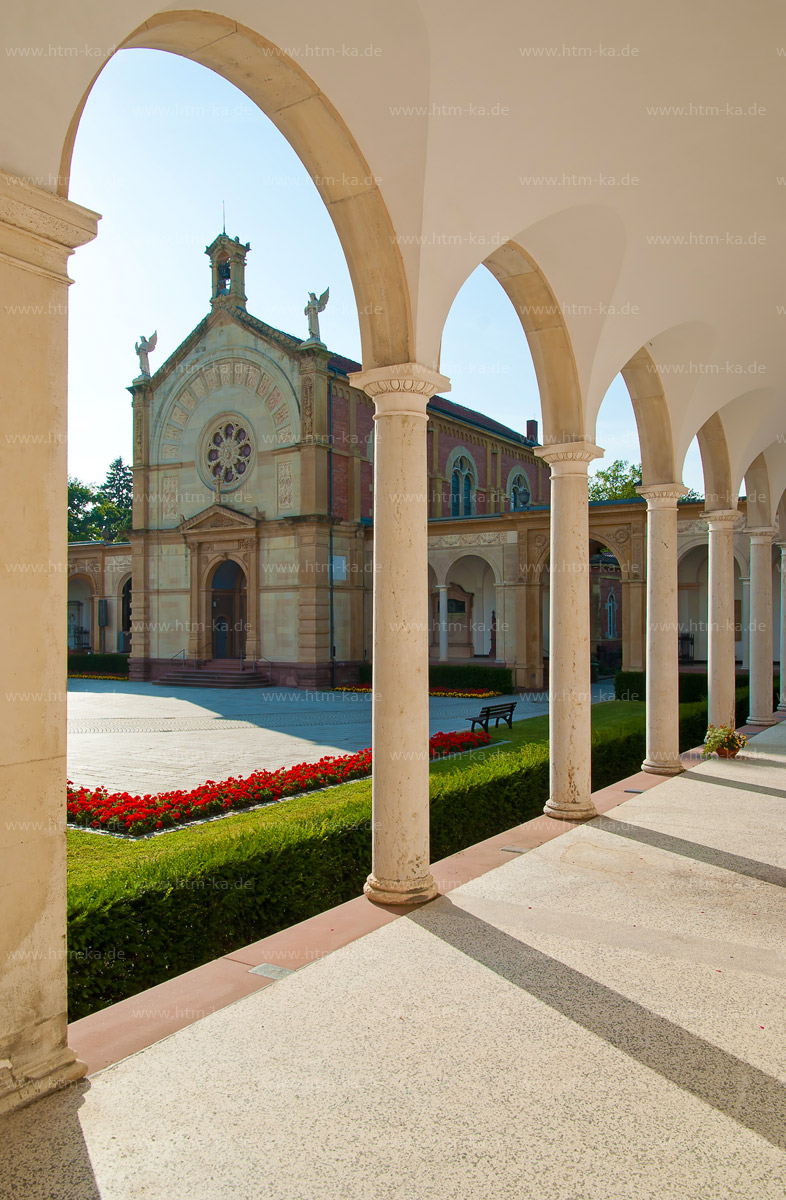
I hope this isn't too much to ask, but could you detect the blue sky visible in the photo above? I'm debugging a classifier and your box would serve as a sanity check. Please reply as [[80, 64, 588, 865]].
[[68, 49, 703, 491]]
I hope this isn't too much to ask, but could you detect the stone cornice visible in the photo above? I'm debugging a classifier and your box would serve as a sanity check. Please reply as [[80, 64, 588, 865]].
[[0, 170, 99, 281]]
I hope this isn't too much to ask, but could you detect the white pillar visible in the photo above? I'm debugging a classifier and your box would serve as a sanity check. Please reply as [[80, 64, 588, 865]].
[[748, 528, 776, 725], [349, 363, 449, 904], [778, 543, 786, 710], [0, 173, 98, 1113], [535, 439, 603, 820], [706, 510, 738, 730], [637, 484, 687, 774], [437, 584, 448, 662], [739, 576, 750, 670]]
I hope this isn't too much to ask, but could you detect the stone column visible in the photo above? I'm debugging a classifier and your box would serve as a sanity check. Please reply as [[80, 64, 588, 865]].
[[778, 544, 786, 711], [748, 528, 776, 725], [437, 584, 449, 661], [0, 172, 98, 1113], [739, 576, 750, 670], [706, 510, 739, 730], [637, 485, 687, 774], [534, 440, 603, 820], [349, 363, 450, 903]]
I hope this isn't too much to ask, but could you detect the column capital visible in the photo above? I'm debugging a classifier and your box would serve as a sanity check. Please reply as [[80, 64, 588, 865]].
[[348, 363, 450, 417], [636, 482, 689, 506], [534, 439, 604, 475], [704, 508, 740, 529], [0, 170, 99, 282], [747, 526, 777, 542]]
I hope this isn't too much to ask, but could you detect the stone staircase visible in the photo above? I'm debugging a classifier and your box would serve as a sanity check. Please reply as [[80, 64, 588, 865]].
[[154, 659, 272, 688]]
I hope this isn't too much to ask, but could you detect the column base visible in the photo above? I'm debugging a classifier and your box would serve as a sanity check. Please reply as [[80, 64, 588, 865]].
[[364, 872, 438, 906], [747, 714, 778, 726], [641, 758, 684, 776], [778, 702, 786, 712], [543, 798, 597, 822], [0, 1046, 86, 1116]]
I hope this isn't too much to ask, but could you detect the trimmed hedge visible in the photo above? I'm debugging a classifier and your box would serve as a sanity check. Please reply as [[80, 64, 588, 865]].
[[67, 696, 728, 1019], [616, 670, 778, 707], [68, 652, 129, 676], [357, 662, 514, 692]]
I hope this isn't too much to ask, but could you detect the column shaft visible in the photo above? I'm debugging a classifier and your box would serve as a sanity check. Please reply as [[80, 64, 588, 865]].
[[350, 364, 449, 903], [438, 584, 448, 661], [638, 486, 686, 774], [0, 172, 98, 1113], [535, 441, 603, 820], [706, 511, 738, 729], [778, 545, 786, 711], [748, 529, 776, 725]]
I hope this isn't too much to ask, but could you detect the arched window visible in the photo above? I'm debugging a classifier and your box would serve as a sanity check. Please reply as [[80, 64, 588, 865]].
[[606, 590, 618, 639], [451, 455, 475, 516], [510, 472, 531, 511]]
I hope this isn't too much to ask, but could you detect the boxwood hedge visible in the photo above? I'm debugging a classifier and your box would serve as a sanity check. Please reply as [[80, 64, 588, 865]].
[[65, 693, 745, 1020]]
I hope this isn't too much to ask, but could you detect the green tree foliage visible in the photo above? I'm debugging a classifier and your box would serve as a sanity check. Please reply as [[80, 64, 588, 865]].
[[588, 459, 704, 502], [67, 458, 133, 542], [588, 459, 643, 501]]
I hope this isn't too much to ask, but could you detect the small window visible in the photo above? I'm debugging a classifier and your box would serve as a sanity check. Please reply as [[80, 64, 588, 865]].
[[606, 590, 618, 639], [510, 472, 531, 511], [450, 455, 475, 516]]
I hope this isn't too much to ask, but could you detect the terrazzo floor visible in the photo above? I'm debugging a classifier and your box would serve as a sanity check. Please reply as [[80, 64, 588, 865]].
[[4, 721, 786, 1197]]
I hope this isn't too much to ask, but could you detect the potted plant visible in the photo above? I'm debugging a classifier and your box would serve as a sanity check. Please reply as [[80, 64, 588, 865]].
[[702, 724, 747, 759]]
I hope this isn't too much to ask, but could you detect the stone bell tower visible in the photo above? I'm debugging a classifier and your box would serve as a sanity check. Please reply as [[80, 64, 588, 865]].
[[205, 233, 251, 311]]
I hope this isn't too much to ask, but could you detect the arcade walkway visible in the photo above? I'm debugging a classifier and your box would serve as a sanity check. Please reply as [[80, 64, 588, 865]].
[[5, 723, 786, 1198]]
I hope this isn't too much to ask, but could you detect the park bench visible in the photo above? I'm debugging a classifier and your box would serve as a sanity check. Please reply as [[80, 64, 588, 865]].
[[465, 701, 517, 734]]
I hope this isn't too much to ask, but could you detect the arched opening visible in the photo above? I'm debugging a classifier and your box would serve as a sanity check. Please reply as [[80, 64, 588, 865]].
[[209, 560, 247, 660], [67, 576, 94, 652], [589, 539, 623, 677], [119, 576, 132, 655], [434, 554, 498, 660]]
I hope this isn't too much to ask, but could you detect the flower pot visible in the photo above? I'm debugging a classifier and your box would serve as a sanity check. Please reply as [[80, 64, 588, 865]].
[[716, 747, 739, 758]]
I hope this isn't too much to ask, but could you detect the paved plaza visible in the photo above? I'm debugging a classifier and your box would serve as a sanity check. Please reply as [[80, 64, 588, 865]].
[[67, 679, 615, 793], [10, 718, 786, 1197]]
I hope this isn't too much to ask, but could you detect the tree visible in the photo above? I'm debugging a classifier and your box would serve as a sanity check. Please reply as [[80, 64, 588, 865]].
[[588, 459, 642, 501], [67, 458, 133, 542], [67, 477, 101, 542], [95, 457, 133, 541]]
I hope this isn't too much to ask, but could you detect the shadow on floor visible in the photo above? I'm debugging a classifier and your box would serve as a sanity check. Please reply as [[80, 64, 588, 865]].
[[1, 1080, 101, 1200], [410, 897, 786, 1151]]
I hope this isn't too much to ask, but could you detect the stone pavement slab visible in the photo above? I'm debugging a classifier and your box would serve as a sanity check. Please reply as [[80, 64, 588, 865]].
[[66, 679, 614, 792], [6, 719, 786, 1198]]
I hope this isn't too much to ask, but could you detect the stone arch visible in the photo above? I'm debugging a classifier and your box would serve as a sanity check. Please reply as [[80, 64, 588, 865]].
[[743, 452, 772, 527], [440, 547, 502, 588], [587, 526, 634, 582], [59, 10, 412, 369], [696, 412, 734, 510], [483, 240, 584, 444], [619, 346, 678, 486], [152, 349, 301, 466]]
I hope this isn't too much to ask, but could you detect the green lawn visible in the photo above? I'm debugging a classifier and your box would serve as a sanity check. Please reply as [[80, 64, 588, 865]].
[[67, 700, 644, 898]]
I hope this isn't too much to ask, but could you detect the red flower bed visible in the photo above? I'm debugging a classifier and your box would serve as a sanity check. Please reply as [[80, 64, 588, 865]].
[[67, 728, 491, 837]]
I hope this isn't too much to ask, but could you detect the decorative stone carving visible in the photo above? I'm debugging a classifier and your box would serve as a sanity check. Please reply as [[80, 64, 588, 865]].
[[277, 460, 294, 510], [161, 475, 179, 522], [428, 530, 515, 548], [612, 527, 631, 543], [300, 375, 314, 439]]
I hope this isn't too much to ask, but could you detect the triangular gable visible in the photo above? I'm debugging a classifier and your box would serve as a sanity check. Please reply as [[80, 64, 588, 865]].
[[178, 503, 262, 534]]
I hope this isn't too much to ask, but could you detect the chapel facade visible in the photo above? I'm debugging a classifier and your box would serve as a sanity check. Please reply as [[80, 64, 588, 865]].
[[67, 235, 770, 689]]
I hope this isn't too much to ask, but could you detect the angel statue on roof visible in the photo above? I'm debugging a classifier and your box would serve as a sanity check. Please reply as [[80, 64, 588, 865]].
[[134, 331, 157, 377], [304, 289, 329, 342]]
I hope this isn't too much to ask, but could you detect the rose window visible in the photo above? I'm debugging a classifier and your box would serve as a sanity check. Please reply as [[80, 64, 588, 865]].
[[204, 420, 253, 488]]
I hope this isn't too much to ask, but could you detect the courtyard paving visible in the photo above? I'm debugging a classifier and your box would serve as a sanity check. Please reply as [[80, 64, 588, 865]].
[[67, 679, 615, 792], [6, 718, 786, 1197]]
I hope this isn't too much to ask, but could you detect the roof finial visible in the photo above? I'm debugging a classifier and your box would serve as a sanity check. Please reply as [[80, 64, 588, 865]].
[[222, 200, 226, 236]]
